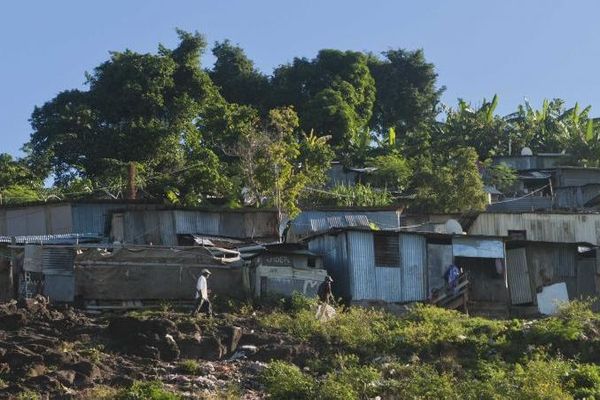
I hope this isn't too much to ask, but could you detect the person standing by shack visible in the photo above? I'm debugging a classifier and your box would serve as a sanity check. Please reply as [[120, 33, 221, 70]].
[[192, 269, 212, 317], [317, 275, 334, 304]]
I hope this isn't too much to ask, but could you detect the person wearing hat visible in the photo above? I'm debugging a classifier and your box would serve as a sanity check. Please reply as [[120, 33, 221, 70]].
[[192, 269, 212, 317], [317, 275, 334, 304]]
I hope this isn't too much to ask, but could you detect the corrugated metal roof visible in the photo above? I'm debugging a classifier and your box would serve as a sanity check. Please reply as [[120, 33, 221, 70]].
[[289, 210, 400, 240], [0, 233, 103, 245], [486, 197, 553, 212]]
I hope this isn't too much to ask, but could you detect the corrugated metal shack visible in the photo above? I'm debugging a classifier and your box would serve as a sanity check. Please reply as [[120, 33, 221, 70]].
[[111, 209, 280, 245], [244, 243, 327, 298], [0, 234, 104, 303], [0, 201, 163, 237], [305, 228, 507, 304], [469, 212, 600, 246], [74, 246, 245, 302]]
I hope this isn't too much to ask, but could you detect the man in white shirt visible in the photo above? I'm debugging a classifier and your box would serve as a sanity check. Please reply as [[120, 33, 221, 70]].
[[191, 269, 212, 317]]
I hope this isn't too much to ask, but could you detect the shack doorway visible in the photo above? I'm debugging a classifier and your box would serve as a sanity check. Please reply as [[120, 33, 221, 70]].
[[455, 256, 508, 303]]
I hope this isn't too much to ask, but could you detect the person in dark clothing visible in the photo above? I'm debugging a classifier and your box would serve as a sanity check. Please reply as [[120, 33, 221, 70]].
[[318, 275, 334, 304]]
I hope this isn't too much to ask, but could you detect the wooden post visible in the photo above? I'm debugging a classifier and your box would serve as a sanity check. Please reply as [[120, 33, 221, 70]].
[[128, 162, 137, 200], [9, 236, 16, 299]]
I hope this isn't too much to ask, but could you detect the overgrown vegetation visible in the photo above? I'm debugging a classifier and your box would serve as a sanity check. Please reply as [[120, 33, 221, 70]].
[[258, 295, 600, 399]]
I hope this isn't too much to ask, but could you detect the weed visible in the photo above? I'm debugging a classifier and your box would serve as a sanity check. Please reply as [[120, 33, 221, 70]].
[[261, 361, 315, 400], [178, 359, 201, 375], [116, 380, 181, 400], [15, 392, 41, 400]]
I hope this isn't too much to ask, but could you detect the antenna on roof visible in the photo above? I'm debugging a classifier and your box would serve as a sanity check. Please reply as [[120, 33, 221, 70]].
[[445, 219, 463, 235], [521, 147, 533, 156]]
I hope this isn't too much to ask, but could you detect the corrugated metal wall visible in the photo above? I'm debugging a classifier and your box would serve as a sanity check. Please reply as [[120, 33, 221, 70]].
[[347, 231, 377, 300], [400, 234, 427, 301], [121, 210, 279, 245], [557, 169, 600, 187], [470, 213, 600, 245], [307, 232, 351, 299], [312, 231, 427, 302], [506, 248, 533, 304], [42, 247, 76, 302]]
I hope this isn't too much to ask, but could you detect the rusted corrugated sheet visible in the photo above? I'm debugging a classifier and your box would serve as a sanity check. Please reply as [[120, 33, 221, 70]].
[[400, 233, 427, 301], [469, 213, 600, 245], [506, 247, 533, 304], [347, 231, 376, 301], [289, 210, 400, 240]]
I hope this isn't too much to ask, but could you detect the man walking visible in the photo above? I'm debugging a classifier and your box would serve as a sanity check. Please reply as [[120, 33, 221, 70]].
[[192, 269, 212, 317]]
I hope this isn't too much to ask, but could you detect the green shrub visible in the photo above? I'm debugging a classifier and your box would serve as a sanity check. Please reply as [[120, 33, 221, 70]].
[[15, 392, 41, 400], [563, 363, 600, 399], [116, 381, 181, 400], [261, 361, 315, 400], [179, 359, 201, 375], [528, 299, 600, 343]]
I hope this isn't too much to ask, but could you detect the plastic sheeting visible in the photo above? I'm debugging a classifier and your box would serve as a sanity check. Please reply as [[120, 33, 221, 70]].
[[537, 282, 569, 315]]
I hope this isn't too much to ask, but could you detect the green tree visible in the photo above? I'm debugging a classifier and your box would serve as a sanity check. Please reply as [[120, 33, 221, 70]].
[[0, 153, 42, 204], [410, 147, 487, 213], [368, 49, 444, 142], [271, 50, 376, 150], [367, 153, 412, 192], [234, 107, 333, 217], [28, 30, 231, 204], [209, 40, 269, 108], [434, 95, 508, 159]]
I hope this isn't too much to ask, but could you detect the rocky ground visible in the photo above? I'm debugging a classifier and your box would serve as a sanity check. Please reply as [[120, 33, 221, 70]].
[[0, 297, 304, 399]]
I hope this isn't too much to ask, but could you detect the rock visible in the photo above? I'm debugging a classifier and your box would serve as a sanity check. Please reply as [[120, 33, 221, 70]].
[[178, 335, 226, 360], [68, 360, 100, 380], [218, 326, 243, 353], [107, 316, 180, 360], [43, 349, 81, 366], [0, 312, 26, 330], [0, 362, 10, 375], [4, 346, 44, 369], [54, 369, 77, 386], [158, 334, 180, 361], [26, 363, 47, 378], [26, 374, 62, 392], [177, 320, 201, 335]]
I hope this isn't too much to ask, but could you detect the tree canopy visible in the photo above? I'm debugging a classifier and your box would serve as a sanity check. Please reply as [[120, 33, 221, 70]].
[[4, 29, 597, 214]]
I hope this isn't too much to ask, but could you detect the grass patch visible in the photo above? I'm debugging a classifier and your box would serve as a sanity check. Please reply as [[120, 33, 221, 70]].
[[178, 359, 201, 375], [116, 380, 181, 400]]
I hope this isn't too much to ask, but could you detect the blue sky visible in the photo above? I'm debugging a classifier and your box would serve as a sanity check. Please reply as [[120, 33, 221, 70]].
[[2, 0, 600, 156]]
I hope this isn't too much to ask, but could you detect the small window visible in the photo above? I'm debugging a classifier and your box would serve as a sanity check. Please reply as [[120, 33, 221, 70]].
[[374, 234, 400, 267], [508, 230, 527, 240]]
